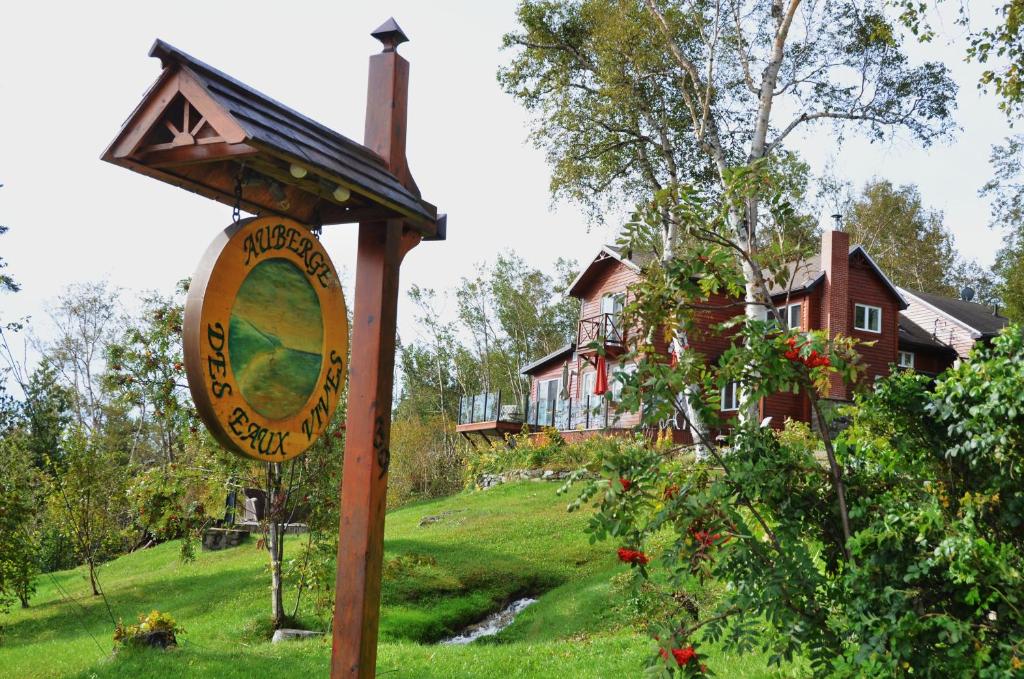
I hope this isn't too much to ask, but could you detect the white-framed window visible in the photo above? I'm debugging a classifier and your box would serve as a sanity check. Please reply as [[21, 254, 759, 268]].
[[784, 303, 802, 329], [581, 371, 595, 400], [898, 350, 915, 369], [854, 303, 882, 333], [538, 378, 559, 404], [610, 362, 636, 403], [720, 382, 740, 412]]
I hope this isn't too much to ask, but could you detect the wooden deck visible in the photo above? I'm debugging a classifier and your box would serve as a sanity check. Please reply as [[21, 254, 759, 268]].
[[455, 419, 537, 447]]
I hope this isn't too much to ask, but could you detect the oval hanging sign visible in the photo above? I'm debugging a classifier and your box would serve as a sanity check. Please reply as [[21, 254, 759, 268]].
[[184, 217, 348, 461]]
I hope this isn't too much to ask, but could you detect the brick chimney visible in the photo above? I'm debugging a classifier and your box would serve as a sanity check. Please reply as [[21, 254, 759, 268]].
[[821, 228, 849, 398]]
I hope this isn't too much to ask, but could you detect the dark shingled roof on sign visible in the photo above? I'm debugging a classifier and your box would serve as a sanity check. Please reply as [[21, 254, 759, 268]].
[[902, 287, 1010, 336], [148, 39, 434, 223]]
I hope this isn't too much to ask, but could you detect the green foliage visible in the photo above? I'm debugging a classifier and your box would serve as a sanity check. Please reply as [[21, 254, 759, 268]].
[[47, 426, 134, 593], [0, 430, 42, 614], [127, 463, 223, 560], [894, 0, 1024, 117], [104, 284, 193, 466], [388, 415, 464, 507], [464, 428, 627, 480], [452, 252, 579, 405], [842, 178, 965, 296], [567, 326, 1024, 677], [982, 134, 1024, 320], [21, 359, 73, 472]]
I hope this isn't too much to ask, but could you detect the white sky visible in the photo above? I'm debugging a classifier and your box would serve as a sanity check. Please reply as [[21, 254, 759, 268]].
[[0, 1, 1013, 370]]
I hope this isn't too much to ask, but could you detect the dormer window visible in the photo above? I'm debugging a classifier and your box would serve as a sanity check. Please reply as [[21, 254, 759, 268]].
[[854, 303, 882, 333]]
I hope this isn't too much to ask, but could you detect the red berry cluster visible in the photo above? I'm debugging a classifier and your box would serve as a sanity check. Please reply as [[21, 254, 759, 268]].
[[663, 484, 680, 500], [784, 337, 831, 368], [619, 477, 633, 491], [617, 547, 650, 566], [660, 645, 701, 668]]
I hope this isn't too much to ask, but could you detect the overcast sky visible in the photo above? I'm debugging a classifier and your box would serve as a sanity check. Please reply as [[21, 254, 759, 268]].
[[0, 1, 1013, 375]]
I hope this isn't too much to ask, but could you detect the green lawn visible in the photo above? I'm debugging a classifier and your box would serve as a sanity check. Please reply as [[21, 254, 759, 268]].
[[1, 482, 798, 678]]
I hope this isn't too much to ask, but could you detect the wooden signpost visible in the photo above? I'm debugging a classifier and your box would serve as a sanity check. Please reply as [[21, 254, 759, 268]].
[[102, 19, 443, 678]]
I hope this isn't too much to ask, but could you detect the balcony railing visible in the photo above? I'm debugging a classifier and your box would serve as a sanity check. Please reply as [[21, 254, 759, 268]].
[[457, 390, 525, 426], [525, 395, 628, 431], [577, 312, 625, 353], [457, 390, 630, 432]]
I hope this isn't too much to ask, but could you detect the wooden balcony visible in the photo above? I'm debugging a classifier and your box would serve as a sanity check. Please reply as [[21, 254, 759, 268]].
[[576, 312, 626, 357], [456, 391, 537, 446]]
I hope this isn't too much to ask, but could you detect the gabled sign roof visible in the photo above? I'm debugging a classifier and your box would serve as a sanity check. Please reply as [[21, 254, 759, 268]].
[[102, 39, 439, 235]]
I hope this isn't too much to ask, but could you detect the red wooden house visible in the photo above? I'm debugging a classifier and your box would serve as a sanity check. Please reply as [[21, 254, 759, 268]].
[[456, 229, 1007, 444]]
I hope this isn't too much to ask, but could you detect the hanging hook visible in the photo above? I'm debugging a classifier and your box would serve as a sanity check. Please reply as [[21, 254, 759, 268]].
[[232, 163, 246, 225]]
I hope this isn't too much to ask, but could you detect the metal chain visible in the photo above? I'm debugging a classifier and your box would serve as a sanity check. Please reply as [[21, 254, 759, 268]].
[[311, 206, 323, 240], [232, 165, 244, 224]]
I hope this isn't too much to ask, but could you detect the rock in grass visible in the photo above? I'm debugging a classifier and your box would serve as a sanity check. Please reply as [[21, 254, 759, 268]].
[[271, 629, 324, 643]]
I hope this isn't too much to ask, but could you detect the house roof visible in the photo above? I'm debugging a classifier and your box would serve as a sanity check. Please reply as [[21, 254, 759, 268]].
[[768, 253, 825, 297], [144, 39, 436, 225], [768, 245, 908, 310], [898, 316, 957, 352], [900, 287, 1009, 337], [566, 244, 647, 297], [521, 343, 575, 375]]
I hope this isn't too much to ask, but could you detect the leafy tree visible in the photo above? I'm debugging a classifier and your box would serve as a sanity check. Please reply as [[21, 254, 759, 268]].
[[442, 252, 578, 405], [981, 134, 1024, 320], [894, 1, 1024, 117], [39, 282, 121, 433], [501, 0, 957, 428], [21, 359, 73, 472], [46, 425, 132, 597], [104, 283, 192, 465], [0, 405, 41, 611], [841, 178, 961, 295]]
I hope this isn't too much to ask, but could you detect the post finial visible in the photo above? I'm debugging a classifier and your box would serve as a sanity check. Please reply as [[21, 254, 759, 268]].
[[371, 18, 409, 53]]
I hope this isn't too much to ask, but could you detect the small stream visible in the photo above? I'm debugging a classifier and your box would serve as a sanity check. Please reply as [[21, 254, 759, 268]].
[[441, 597, 537, 645]]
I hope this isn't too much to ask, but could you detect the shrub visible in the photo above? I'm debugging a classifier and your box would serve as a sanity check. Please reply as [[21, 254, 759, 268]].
[[567, 326, 1024, 677], [388, 416, 464, 507], [465, 429, 646, 482]]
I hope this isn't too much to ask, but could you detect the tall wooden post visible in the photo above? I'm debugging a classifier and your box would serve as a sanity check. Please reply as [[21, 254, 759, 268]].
[[331, 20, 421, 679]]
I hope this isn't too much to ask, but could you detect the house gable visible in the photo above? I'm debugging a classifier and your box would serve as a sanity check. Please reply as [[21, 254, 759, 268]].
[[567, 246, 642, 299]]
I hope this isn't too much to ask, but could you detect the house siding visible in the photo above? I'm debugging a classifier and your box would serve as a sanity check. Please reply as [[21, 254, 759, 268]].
[[846, 252, 899, 389]]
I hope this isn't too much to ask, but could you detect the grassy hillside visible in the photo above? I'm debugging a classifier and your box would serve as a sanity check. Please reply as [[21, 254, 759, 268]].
[[0, 482, 797, 678]]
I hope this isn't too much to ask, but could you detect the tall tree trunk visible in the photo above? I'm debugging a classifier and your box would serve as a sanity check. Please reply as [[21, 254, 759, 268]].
[[661, 219, 711, 456], [267, 462, 285, 628], [88, 558, 99, 596]]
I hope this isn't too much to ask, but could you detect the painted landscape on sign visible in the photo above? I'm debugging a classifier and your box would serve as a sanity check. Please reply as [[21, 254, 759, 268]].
[[229, 258, 323, 420]]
